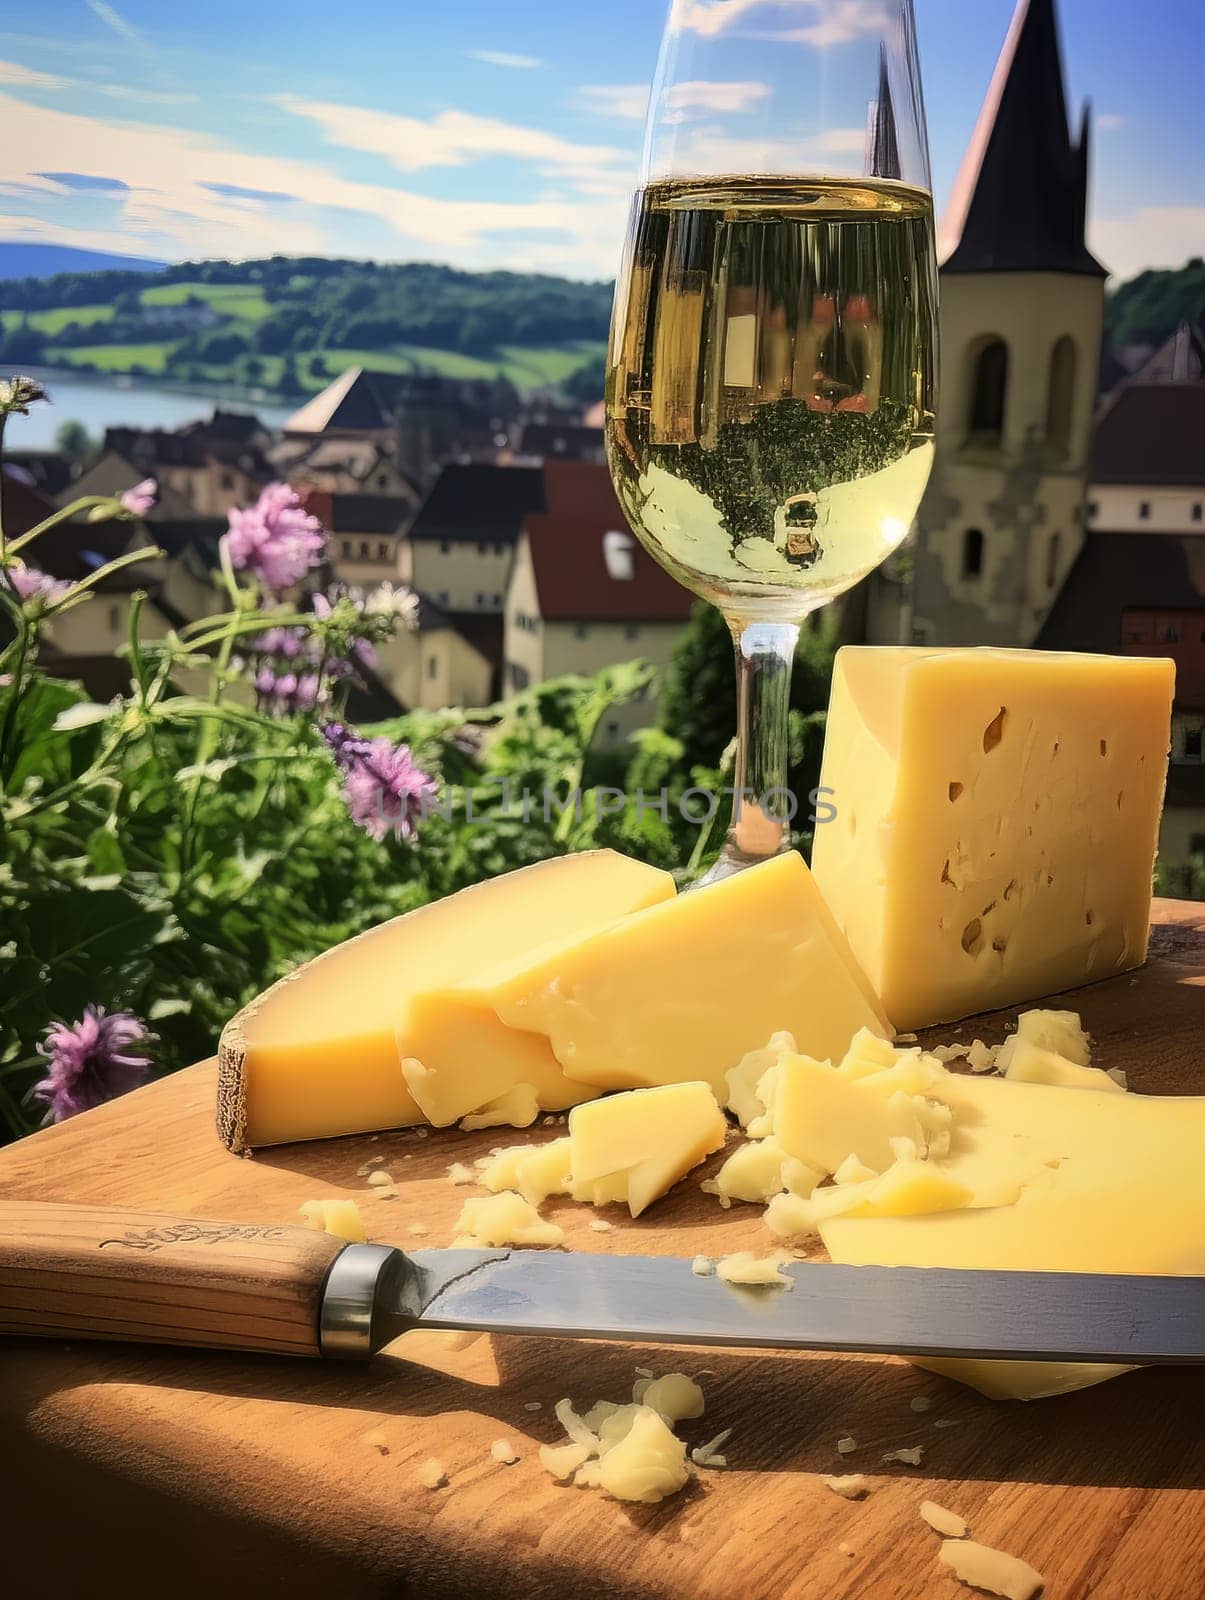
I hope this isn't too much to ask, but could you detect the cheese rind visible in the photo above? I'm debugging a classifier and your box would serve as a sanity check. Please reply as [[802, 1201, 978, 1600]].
[[217, 850, 674, 1149], [811, 647, 1174, 1031], [446, 852, 891, 1097]]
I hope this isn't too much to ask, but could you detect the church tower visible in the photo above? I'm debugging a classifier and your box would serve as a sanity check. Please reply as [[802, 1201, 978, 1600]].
[[888, 0, 1106, 647]]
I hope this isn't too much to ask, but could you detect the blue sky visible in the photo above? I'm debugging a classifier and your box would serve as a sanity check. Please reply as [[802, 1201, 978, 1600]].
[[0, 0, 1200, 282]]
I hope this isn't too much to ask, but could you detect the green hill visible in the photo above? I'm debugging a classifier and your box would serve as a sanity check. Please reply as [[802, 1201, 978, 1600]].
[[1103, 258, 1205, 351], [0, 255, 612, 399]]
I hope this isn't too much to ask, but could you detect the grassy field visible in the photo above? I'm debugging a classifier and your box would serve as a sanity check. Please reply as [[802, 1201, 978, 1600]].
[[45, 341, 178, 374], [2, 303, 116, 334], [140, 281, 272, 321]]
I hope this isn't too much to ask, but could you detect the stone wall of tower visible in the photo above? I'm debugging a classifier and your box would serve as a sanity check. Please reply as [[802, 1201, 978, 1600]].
[[869, 267, 1103, 647]]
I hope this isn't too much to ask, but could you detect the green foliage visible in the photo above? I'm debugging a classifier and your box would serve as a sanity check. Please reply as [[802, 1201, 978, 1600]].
[[53, 419, 97, 460], [1103, 258, 1205, 351], [1155, 853, 1205, 902], [3, 255, 613, 397]]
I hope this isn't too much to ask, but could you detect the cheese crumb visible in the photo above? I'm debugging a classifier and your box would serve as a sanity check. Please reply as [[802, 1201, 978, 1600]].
[[461, 1083, 540, 1131], [356, 1157, 386, 1175], [407, 1223, 428, 1236], [938, 1538, 1044, 1600], [362, 1429, 390, 1455], [690, 1428, 732, 1469], [838, 1542, 856, 1557], [415, 1458, 447, 1489], [447, 1162, 477, 1185], [588, 1218, 613, 1232], [489, 1438, 519, 1465], [724, 1031, 796, 1128], [366, 1169, 394, 1187], [715, 1249, 794, 1289], [966, 1039, 999, 1073], [882, 1446, 925, 1466], [823, 1474, 870, 1499], [691, 1254, 715, 1276], [834, 1153, 879, 1185], [1106, 1067, 1128, 1090], [933, 1418, 960, 1429], [523, 1401, 543, 1412], [453, 1190, 564, 1248], [539, 1440, 591, 1480], [920, 1499, 969, 1538], [836, 1436, 857, 1454], [298, 1199, 366, 1243], [909, 1395, 933, 1412]]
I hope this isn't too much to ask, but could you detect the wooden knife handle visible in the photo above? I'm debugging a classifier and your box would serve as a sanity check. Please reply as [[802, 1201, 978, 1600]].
[[0, 1200, 348, 1357]]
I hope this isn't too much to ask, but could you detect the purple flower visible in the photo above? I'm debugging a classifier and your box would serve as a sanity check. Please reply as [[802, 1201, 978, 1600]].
[[321, 721, 372, 767], [2, 564, 72, 608], [254, 665, 278, 697], [32, 1006, 152, 1123], [120, 477, 157, 517], [352, 637, 378, 671], [293, 671, 321, 713], [224, 482, 326, 592], [341, 737, 437, 842]]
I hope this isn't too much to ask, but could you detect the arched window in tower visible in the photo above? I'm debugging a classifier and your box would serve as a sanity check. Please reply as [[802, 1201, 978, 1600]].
[[1045, 336, 1077, 462], [968, 339, 1007, 443], [961, 527, 984, 579], [1046, 531, 1061, 588]]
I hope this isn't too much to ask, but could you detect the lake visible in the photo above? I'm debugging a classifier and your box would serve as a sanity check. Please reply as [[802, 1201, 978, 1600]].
[[4, 368, 293, 450]]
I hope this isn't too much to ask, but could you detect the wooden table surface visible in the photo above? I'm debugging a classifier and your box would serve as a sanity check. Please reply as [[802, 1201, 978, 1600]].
[[1, 900, 1203, 1600]]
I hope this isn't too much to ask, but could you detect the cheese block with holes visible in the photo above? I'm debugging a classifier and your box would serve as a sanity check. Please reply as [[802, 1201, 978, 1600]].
[[811, 647, 1174, 1031], [217, 851, 675, 1150]]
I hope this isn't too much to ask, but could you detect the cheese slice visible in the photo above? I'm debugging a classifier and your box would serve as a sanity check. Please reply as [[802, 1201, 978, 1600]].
[[811, 647, 1174, 1030], [821, 1070, 1205, 1399], [218, 850, 675, 1149], [1001, 1039, 1123, 1093], [567, 1082, 727, 1217], [438, 852, 891, 1099], [771, 1052, 938, 1175]]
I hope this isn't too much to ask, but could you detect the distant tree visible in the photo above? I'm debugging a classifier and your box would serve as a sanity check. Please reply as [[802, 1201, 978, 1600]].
[[243, 356, 265, 381], [54, 420, 97, 460], [564, 353, 605, 404], [196, 330, 249, 363], [278, 354, 301, 394], [0, 327, 47, 363], [309, 353, 330, 379], [1104, 258, 1205, 349]]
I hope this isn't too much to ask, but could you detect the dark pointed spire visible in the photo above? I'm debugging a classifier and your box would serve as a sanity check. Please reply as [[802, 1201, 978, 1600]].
[[940, 0, 1105, 277], [868, 45, 901, 182]]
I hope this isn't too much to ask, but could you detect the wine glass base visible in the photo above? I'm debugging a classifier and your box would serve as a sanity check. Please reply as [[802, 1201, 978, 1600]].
[[694, 840, 793, 889]]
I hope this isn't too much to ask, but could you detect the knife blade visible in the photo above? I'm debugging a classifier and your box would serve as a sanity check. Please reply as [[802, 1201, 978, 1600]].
[[324, 1244, 1205, 1365], [4, 1201, 1201, 1366]]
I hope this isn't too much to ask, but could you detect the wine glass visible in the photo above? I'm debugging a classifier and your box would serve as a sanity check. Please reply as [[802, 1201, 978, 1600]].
[[605, 0, 937, 881]]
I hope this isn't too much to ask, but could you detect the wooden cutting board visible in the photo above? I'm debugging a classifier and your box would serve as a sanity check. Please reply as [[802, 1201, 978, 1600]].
[[1, 900, 1202, 1600]]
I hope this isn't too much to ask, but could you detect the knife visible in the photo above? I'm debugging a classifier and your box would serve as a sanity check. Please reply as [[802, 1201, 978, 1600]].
[[1, 1201, 1201, 1364]]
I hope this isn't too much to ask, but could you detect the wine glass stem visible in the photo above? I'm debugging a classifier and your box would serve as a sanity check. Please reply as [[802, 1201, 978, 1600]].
[[703, 618, 800, 882]]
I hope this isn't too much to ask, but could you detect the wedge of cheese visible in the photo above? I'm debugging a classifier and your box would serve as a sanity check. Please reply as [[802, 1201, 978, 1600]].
[[432, 851, 891, 1099], [567, 1082, 727, 1217], [821, 1070, 1205, 1399], [217, 851, 675, 1149], [811, 647, 1174, 1030]]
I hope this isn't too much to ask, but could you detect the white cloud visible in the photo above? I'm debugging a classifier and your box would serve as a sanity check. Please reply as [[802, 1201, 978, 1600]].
[[85, 1, 148, 50], [466, 50, 543, 70], [761, 2, 891, 47], [664, 79, 771, 123], [819, 126, 868, 152], [1091, 206, 1205, 280], [670, 0, 796, 37], [0, 58, 72, 90], [573, 84, 650, 122], [273, 95, 628, 182], [1096, 113, 1127, 132], [0, 90, 629, 276], [670, 0, 886, 45]]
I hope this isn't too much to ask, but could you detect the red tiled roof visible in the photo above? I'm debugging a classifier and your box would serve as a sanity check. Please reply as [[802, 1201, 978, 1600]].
[[523, 460, 694, 624]]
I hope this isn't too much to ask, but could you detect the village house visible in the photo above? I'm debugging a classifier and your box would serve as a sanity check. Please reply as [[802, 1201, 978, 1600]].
[[503, 460, 693, 745]]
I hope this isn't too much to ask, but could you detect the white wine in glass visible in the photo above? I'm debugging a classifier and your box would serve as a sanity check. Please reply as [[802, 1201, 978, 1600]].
[[606, 1, 938, 878]]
